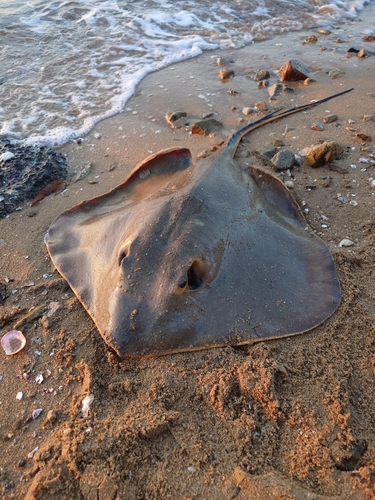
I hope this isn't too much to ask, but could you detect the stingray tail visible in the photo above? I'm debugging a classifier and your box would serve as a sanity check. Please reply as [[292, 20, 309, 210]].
[[226, 87, 354, 158]]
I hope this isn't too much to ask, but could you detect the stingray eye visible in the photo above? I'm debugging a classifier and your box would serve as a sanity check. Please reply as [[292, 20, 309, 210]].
[[118, 249, 128, 266], [177, 277, 187, 291]]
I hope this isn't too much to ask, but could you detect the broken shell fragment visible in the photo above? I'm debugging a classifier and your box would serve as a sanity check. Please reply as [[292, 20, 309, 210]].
[[339, 239, 354, 247], [1, 330, 26, 355]]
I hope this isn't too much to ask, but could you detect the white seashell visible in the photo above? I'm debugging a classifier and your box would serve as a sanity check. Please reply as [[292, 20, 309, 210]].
[[32, 408, 43, 420], [339, 239, 354, 247], [1, 330, 26, 355]]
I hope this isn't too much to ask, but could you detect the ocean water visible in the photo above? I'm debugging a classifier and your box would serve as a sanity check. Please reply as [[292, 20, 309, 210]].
[[0, 0, 373, 147]]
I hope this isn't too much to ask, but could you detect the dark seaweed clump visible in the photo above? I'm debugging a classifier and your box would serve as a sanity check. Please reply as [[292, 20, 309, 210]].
[[0, 138, 68, 217]]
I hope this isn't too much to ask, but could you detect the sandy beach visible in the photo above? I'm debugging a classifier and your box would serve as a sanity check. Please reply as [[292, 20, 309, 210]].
[[1, 5, 375, 499]]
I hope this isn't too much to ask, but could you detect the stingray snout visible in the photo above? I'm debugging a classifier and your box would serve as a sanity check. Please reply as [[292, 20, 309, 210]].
[[176, 258, 207, 293]]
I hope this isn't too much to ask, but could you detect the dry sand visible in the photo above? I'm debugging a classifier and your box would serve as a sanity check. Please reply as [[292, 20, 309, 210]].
[[1, 6, 375, 499]]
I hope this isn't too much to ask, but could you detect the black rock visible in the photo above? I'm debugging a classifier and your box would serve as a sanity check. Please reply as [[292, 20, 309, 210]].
[[0, 139, 68, 217]]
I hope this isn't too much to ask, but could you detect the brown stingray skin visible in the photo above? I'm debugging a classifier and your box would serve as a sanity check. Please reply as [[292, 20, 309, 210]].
[[45, 142, 340, 357]]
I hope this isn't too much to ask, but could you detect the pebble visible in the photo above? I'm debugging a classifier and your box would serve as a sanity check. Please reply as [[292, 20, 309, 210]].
[[339, 239, 354, 247], [253, 69, 269, 81], [270, 150, 295, 170], [323, 114, 338, 124], [255, 101, 268, 112], [305, 141, 343, 168], [268, 83, 283, 99], [242, 107, 257, 116], [279, 59, 310, 82], [94, 133, 102, 139], [16, 392, 23, 400], [302, 34, 318, 45], [165, 110, 187, 124], [35, 374, 44, 384], [363, 115, 374, 122], [219, 68, 234, 80], [358, 48, 371, 58], [284, 180, 294, 188], [311, 123, 324, 131], [191, 119, 223, 136], [304, 77, 316, 85]]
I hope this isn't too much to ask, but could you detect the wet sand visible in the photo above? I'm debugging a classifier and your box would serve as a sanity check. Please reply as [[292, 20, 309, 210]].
[[1, 5, 375, 499]]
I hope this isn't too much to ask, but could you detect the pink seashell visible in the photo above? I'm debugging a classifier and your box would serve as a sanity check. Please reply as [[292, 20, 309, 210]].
[[1, 330, 26, 355]]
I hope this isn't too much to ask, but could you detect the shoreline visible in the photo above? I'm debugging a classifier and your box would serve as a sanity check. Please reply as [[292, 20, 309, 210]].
[[1, 5, 375, 499]]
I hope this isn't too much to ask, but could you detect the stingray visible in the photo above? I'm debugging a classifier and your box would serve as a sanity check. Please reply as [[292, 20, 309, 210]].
[[45, 88, 352, 357]]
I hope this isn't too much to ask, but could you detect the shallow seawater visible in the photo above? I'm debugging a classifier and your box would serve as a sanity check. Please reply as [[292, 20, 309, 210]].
[[0, 0, 373, 147]]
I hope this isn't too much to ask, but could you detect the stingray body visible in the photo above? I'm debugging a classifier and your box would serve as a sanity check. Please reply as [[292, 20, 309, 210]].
[[45, 89, 352, 356]]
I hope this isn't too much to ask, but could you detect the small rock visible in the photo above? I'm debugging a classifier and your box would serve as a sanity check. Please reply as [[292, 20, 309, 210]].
[[305, 141, 344, 168], [171, 117, 189, 129], [338, 239, 354, 247], [242, 107, 257, 116], [302, 34, 318, 45], [257, 80, 268, 89], [191, 119, 223, 136], [273, 139, 285, 147], [268, 83, 283, 99], [363, 115, 374, 122], [43, 410, 58, 426], [311, 123, 324, 131], [254, 69, 269, 81], [346, 47, 360, 57], [165, 111, 187, 125], [254, 146, 278, 162], [219, 68, 234, 80], [94, 133, 102, 139], [254, 101, 268, 112], [284, 180, 294, 188], [304, 77, 316, 85], [279, 59, 310, 82], [217, 57, 233, 66], [18, 460, 26, 468], [358, 48, 371, 58], [323, 114, 338, 124], [318, 27, 332, 35], [270, 150, 295, 170]]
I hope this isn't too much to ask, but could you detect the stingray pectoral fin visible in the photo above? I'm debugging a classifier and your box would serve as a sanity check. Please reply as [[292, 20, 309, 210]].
[[246, 166, 305, 223]]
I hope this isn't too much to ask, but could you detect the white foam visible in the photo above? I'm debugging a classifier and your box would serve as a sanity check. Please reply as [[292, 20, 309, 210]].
[[1, 0, 374, 147]]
